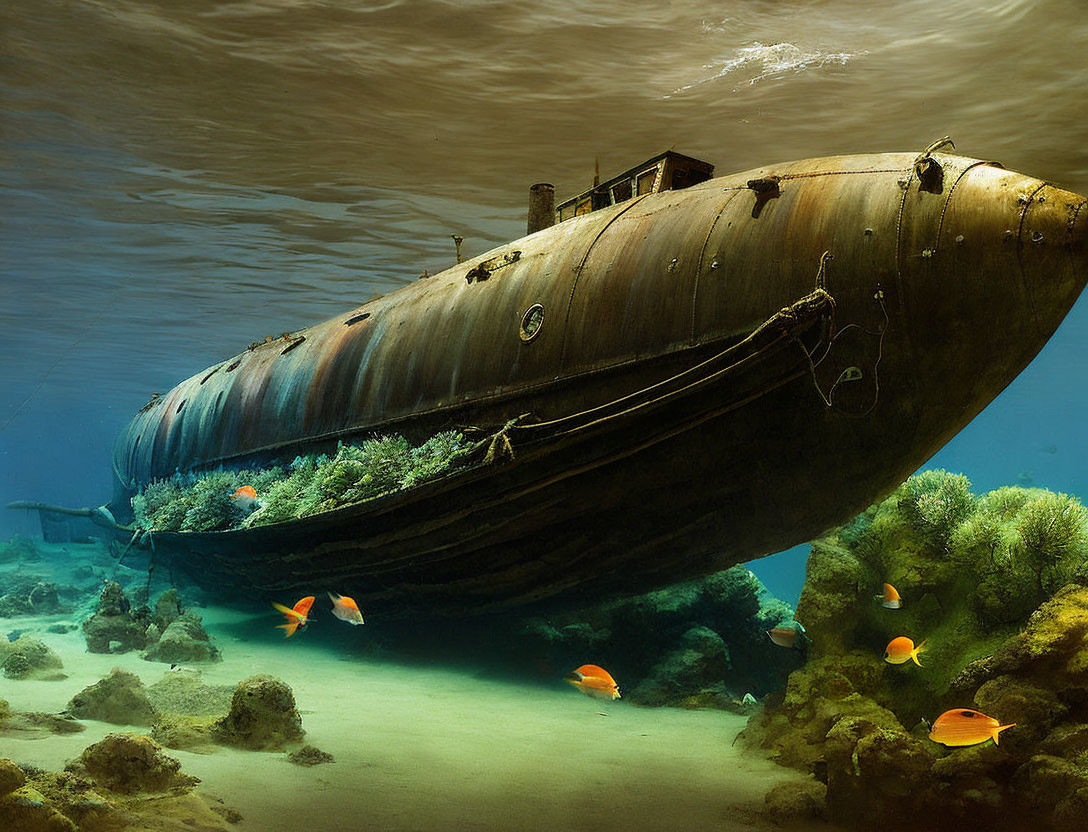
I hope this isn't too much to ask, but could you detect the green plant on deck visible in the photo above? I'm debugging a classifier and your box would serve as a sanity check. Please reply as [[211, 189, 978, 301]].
[[134, 431, 472, 533]]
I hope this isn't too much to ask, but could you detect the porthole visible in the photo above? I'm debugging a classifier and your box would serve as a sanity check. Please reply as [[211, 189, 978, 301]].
[[345, 312, 371, 326], [200, 366, 220, 385], [519, 304, 545, 342], [226, 359, 242, 372], [176, 400, 185, 414]]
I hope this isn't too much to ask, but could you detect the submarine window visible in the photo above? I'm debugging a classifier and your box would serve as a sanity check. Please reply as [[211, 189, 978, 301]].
[[637, 168, 658, 195], [200, 366, 220, 385], [520, 304, 545, 342], [345, 312, 371, 326], [575, 197, 592, 216], [176, 400, 185, 414], [611, 179, 633, 204], [226, 359, 242, 372], [281, 336, 306, 355]]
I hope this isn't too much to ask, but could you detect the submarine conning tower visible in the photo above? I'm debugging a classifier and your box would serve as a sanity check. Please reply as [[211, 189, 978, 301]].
[[111, 147, 1086, 568]]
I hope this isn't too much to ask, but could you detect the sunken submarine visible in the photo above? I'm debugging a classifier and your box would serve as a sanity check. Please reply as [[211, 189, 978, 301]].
[[13, 142, 1088, 617]]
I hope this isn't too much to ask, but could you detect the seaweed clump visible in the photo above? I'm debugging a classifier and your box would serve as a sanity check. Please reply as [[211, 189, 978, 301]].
[[744, 471, 1088, 831], [131, 431, 472, 532]]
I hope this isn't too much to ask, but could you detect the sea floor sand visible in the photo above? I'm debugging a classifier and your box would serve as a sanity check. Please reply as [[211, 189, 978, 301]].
[[2, 599, 835, 832]]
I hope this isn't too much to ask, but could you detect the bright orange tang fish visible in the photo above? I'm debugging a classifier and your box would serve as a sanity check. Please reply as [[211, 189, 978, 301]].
[[328, 592, 365, 626], [929, 709, 1016, 747], [565, 664, 620, 700], [877, 583, 902, 609], [767, 627, 798, 648], [272, 596, 315, 637], [231, 485, 260, 512], [884, 636, 925, 666]]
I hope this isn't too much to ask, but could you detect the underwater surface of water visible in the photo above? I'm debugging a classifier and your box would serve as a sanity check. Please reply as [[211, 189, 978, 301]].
[[2, 2, 1088, 829]]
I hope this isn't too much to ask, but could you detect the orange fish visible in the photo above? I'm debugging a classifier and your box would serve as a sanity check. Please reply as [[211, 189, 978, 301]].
[[884, 636, 925, 666], [767, 627, 799, 648], [565, 664, 620, 700], [876, 583, 902, 609], [231, 485, 260, 512], [272, 596, 315, 637], [928, 709, 1016, 747], [328, 592, 365, 626]]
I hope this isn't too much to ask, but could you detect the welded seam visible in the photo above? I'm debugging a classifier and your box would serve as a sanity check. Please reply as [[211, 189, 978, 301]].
[[1016, 181, 1050, 336], [689, 190, 742, 345], [558, 194, 651, 368], [933, 161, 997, 251]]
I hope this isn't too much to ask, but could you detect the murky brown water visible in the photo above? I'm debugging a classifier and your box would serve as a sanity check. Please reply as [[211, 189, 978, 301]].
[[2, 0, 1087, 511]]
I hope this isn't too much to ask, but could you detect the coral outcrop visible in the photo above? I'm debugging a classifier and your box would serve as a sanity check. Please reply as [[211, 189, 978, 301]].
[[745, 471, 1088, 831], [82, 581, 149, 654], [70, 733, 198, 794], [143, 610, 220, 664], [66, 668, 158, 726], [0, 742, 236, 829], [213, 675, 304, 750], [0, 635, 66, 681], [80, 583, 221, 663]]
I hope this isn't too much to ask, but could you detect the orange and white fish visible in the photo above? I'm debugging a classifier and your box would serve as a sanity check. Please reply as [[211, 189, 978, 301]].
[[884, 636, 925, 666], [928, 709, 1016, 747], [876, 583, 902, 609], [272, 596, 315, 638], [231, 485, 260, 512], [767, 627, 799, 648], [565, 664, 621, 701], [328, 592, 364, 626]]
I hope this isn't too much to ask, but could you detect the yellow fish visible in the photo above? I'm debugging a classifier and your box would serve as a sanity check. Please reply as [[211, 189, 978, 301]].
[[884, 636, 925, 666], [929, 709, 1016, 747]]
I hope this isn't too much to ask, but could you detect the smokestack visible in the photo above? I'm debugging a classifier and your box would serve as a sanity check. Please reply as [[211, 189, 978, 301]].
[[527, 183, 555, 235]]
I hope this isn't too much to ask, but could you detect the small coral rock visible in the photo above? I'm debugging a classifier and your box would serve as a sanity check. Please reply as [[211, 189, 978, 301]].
[[0, 758, 25, 796], [70, 733, 198, 795], [82, 583, 148, 654], [287, 745, 334, 766], [0, 785, 77, 832], [143, 611, 220, 663], [764, 778, 826, 824], [0, 636, 65, 681], [213, 675, 304, 750], [66, 668, 158, 726]]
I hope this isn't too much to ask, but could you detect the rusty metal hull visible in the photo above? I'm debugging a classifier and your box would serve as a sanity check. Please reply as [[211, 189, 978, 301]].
[[110, 151, 1087, 616]]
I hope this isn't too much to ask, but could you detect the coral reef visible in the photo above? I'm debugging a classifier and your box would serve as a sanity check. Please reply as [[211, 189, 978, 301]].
[[0, 635, 66, 681], [66, 668, 158, 726], [131, 431, 472, 532], [745, 472, 1088, 831], [213, 675, 304, 750], [507, 565, 804, 709], [287, 745, 335, 766]]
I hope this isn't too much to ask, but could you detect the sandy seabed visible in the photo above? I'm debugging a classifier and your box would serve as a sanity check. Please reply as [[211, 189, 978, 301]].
[[2, 600, 834, 832]]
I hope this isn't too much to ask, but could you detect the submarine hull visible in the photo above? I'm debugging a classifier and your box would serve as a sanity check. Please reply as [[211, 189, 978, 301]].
[[108, 151, 1086, 616]]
